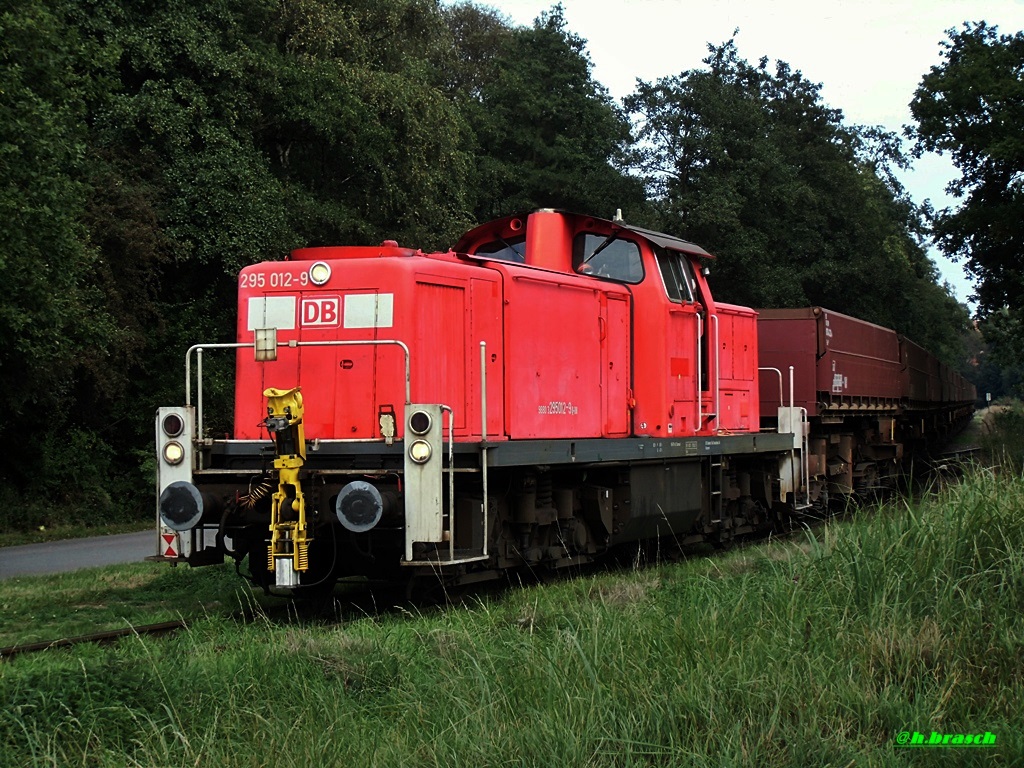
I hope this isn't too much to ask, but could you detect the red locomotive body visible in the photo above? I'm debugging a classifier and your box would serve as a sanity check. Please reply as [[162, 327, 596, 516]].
[[153, 210, 973, 595], [233, 210, 759, 446], [236, 247, 504, 441]]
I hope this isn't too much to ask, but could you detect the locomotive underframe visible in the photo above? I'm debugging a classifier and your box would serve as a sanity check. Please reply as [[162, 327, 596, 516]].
[[158, 431, 799, 594]]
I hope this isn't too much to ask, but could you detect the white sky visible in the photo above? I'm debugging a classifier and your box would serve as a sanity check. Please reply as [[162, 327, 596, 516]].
[[473, 0, 1024, 307]]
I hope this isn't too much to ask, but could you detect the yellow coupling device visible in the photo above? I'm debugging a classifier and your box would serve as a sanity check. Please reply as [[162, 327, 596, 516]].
[[263, 387, 311, 585]]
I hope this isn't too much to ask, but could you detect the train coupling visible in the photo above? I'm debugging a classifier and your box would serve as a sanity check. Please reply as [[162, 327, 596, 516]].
[[263, 387, 312, 588]]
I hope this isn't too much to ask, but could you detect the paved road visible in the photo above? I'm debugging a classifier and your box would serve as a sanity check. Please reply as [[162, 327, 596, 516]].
[[0, 531, 156, 580]]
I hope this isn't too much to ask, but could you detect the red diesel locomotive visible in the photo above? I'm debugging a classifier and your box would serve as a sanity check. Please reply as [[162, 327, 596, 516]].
[[153, 209, 974, 594]]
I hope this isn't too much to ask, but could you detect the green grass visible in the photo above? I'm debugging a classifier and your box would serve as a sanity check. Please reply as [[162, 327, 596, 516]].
[[0, 562, 270, 648], [978, 401, 1024, 472], [2, 465, 1022, 767]]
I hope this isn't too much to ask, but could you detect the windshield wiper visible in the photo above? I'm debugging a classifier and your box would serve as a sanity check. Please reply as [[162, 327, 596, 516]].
[[583, 228, 622, 264], [498, 236, 525, 260]]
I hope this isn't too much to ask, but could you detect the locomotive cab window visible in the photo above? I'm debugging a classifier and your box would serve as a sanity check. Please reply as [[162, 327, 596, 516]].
[[656, 248, 697, 303], [473, 235, 526, 262], [573, 233, 643, 283]]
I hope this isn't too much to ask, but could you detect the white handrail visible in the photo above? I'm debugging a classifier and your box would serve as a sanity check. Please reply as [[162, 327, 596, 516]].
[[695, 313, 703, 434], [441, 405, 455, 561], [800, 407, 810, 509], [758, 367, 784, 409], [480, 341, 489, 557], [185, 338, 412, 439], [711, 313, 720, 431]]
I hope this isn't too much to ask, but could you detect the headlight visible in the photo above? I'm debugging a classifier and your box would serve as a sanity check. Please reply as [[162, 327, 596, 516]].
[[309, 261, 331, 286], [409, 410, 432, 435], [163, 441, 185, 466], [162, 413, 184, 438], [408, 439, 432, 464]]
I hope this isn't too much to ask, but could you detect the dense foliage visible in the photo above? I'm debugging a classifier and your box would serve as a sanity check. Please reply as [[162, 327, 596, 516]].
[[624, 40, 969, 361], [0, 1, 976, 529], [910, 22, 1024, 366], [442, 3, 646, 220]]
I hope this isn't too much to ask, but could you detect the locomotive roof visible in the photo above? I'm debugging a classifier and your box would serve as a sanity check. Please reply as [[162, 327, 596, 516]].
[[454, 210, 715, 259], [618, 222, 715, 259]]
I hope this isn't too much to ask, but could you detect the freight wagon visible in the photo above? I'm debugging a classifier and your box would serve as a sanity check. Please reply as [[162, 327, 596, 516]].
[[757, 307, 975, 499]]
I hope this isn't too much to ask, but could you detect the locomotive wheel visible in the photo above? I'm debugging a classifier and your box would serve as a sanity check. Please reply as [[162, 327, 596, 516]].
[[710, 529, 735, 550], [404, 572, 455, 607]]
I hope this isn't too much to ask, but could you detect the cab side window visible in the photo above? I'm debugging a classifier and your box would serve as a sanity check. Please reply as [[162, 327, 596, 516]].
[[656, 248, 696, 303], [572, 233, 643, 283], [474, 236, 526, 262]]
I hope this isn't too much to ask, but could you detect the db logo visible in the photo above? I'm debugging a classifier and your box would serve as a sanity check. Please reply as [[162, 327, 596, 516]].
[[301, 297, 341, 326]]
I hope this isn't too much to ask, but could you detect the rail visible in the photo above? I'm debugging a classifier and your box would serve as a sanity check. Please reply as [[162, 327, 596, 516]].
[[797, 406, 812, 510], [696, 314, 702, 433], [761, 365, 810, 511], [787, 366, 811, 511], [441, 404, 455, 562], [402, 342, 489, 567], [0, 620, 186, 661], [712, 313, 720, 430], [694, 313, 721, 432], [480, 341, 489, 558]]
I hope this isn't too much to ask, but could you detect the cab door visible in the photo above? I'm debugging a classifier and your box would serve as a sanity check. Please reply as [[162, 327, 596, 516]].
[[655, 249, 704, 435], [600, 292, 631, 436]]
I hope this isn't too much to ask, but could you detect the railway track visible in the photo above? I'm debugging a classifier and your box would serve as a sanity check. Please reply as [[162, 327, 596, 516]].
[[935, 445, 982, 461], [0, 582, 394, 661], [0, 620, 187, 661]]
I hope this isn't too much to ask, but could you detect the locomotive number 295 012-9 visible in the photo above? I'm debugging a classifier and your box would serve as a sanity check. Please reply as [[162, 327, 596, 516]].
[[240, 271, 312, 289]]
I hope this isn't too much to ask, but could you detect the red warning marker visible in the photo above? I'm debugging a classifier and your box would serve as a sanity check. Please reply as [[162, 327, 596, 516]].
[[162, 533, 178, 558]]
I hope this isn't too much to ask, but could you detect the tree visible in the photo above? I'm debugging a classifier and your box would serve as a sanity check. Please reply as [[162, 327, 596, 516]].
[[910, 22, 1024, 361], [444, 3, 647, 221], [0, 0, 480, 528], [0, 2, 133, 522], [260, 0, 476, 250], [625, 39, 969, 362]]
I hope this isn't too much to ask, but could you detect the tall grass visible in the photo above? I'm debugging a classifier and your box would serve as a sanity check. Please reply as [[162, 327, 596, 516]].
[[2, 471, 1023, 766], [980, 403, 1024, 472]]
